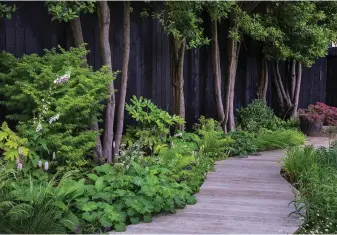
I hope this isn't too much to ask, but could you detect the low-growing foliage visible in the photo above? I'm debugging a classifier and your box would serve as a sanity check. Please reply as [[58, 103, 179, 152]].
[[254, 129, 305, 151], [281, 145, 337, 233]]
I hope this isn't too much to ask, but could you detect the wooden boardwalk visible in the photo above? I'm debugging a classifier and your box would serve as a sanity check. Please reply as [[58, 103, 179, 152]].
[[123, 149, 305, 234]]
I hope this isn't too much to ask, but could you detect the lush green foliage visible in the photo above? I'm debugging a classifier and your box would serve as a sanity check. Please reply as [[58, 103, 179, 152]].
[[46, 1, 95, 22], [141, 2, 209, 48], [123, 96, 184, 153], [228, 131, 258, 156], [281, 145, 337, 233], [193, 117, 233, 160], [254, 129, 305, 151], [0, 167, 78, 234], [237, 99, 282, 132], [0, 46, 116, 170], [0, 122, 30, 162], [0, 3, 15, 19]]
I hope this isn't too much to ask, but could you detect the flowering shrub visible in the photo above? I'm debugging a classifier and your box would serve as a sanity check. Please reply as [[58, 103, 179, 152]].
[[0, 45, 117, 170]]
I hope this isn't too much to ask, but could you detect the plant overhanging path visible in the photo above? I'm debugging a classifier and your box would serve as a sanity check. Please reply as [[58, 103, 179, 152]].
[[117, 137, 328, 234], [119, 140, 330, 234]]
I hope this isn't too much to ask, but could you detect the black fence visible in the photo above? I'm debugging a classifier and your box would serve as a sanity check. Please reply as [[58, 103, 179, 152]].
[[0, 1, 334, 127]]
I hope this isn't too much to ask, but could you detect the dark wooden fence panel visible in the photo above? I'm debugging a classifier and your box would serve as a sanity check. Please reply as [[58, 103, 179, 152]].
[[0, 1, 330, 127]]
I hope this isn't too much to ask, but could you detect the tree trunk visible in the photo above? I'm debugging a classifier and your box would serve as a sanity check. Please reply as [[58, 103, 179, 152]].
[[70, 17, 103, 163], [290, 59, 296, 101], [256, 56, 268, 102], [98, 1, 115, 163], [291, 62, 302, 118], [114, 1, 130, 158], [211, 20, 225, 131], [272, 61, 285, 113], [274, 61, 292, 108], [70, 18, 84, 46], [225, 38, 240, 132], [170, 36, 186, 128]]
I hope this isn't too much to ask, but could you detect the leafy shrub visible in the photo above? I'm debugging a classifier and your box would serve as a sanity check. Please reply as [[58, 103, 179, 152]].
[[193, 116, 232, 160], [153, 137, 214, 193], [236, 99, 281, 132], [254, 129, 305, 151], [281, 145, 337, 233], [0, 122, 30, 161], [0, 46, 116, 170], [227, 131, 257, 156], [123, 96, 184, 153], [307, 102, 337, 126]]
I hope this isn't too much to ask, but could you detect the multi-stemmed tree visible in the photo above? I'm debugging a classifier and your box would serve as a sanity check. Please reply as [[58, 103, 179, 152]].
[[143, 2, 209, 129]]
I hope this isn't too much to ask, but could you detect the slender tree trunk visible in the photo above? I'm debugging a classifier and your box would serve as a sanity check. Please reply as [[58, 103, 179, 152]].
[[272, 60, 285, 113], [225, 38, 240, 132], [274, 61, 292, 108], [170, 36, 186, 128], [290, 59, 296, 101], [291, 62, 302, 117], [256, 56, 268, 102], [98, 1, 115, 163], [114, 1, 130, 158], [211, 20, 225, 131], [70, 17, 104, 162]]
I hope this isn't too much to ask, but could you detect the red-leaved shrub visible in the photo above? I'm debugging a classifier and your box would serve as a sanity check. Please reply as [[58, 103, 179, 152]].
[[299, 102, 337, 126]]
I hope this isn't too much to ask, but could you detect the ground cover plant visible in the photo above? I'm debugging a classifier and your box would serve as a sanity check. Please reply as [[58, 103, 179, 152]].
[[281, 145, 337, 233]]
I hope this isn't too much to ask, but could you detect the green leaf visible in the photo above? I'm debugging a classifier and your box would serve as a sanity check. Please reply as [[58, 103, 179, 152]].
[[92, 192, 112, 202], [0, 131, 8, 141], [87, 173, 98, 182], [61, 212, 81, 232], [143, 214, 152, 223], [4, 149, 18, 161], [95, 177, 106, 191], [130, 216, 140, 224], [99, 215, 113, 227], [187, 195, 197, 205], [81, 201, 99, 212], [5, 139, 18, 149], [115, 223, 126, 232]]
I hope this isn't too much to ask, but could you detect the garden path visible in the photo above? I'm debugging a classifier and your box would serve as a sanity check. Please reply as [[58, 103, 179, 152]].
[[121, 137, 328, 234]]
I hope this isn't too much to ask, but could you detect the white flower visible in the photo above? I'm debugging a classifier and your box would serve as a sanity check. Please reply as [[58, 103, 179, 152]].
[[44, 161, 49, 171], [18, 147, 22, 156], [17, 162, 22, 170], [52, 152, 56, 160], [49, 113, 60, 124], [54, 71, 71, 85], [36, 122, 42, 132], [38, 160, 42, 168]]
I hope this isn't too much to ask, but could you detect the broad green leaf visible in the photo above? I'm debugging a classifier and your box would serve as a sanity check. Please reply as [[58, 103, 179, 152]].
[[143, 214, 152, 223], [130, 217, 140, 224], [0, 131, 8, 141], [115, 223, 126, 232], [95, 177, 106, 191]]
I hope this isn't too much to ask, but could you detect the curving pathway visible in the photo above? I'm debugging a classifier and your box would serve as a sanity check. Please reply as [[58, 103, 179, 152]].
[[122, 137, 329, 234]]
